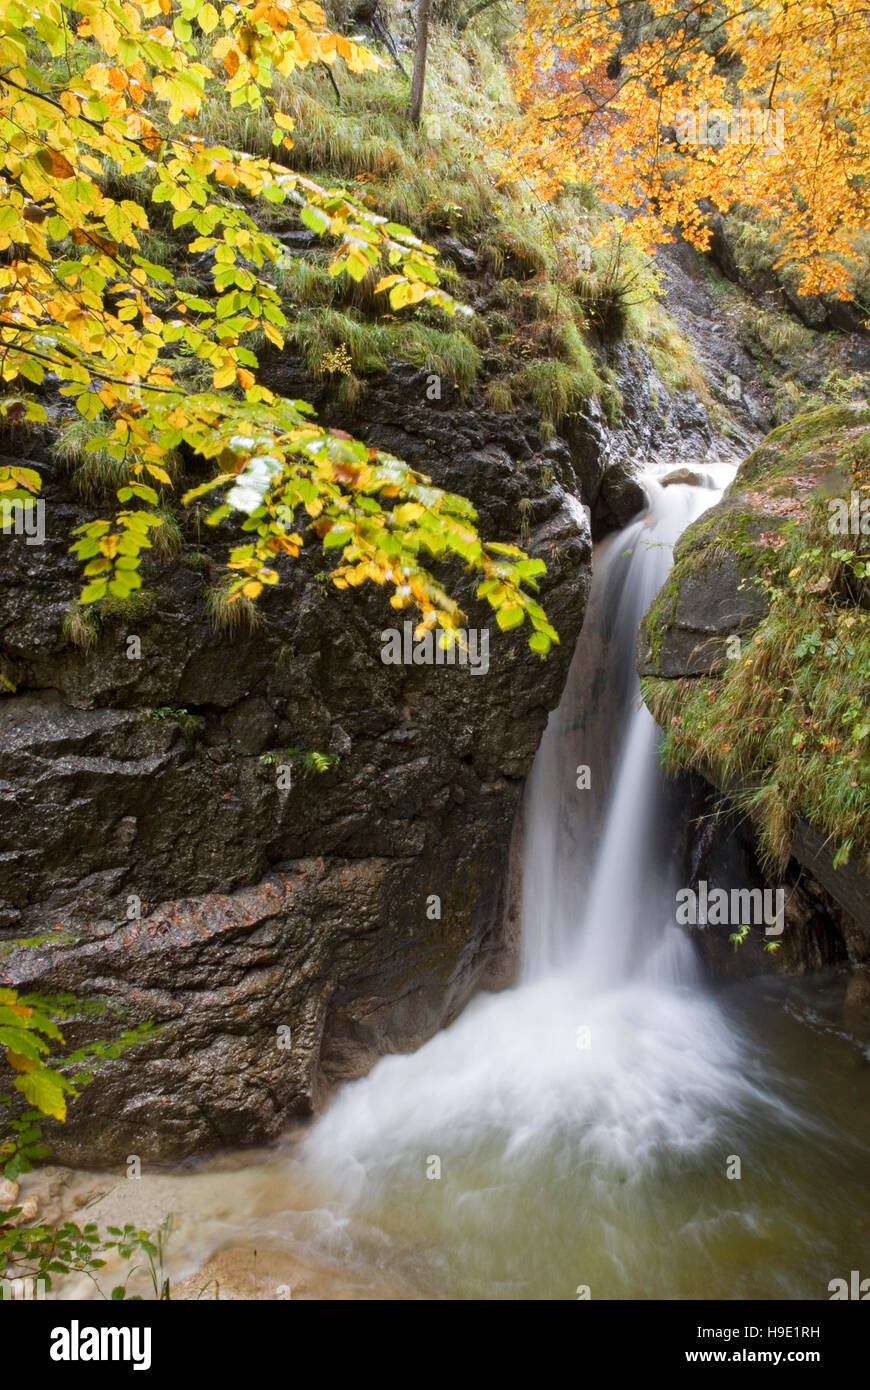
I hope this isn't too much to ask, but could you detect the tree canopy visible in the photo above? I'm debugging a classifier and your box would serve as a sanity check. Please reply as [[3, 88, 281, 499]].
[[505, 0, 870, 300], [0, 0, 558, 654]]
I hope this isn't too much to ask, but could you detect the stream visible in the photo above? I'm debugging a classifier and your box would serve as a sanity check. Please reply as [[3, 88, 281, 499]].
[[48, 467, 870, 1301]]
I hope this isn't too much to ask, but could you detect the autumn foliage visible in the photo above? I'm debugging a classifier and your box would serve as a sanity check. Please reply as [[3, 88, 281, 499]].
[[504, 0, 870, 300], [0, 0, 558, 654]]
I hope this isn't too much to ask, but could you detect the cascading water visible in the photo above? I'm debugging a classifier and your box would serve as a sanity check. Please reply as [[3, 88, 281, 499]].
[[62, 468, 870, 1301], [520, 476, 712, 987], [276, 470, 817, 1296]]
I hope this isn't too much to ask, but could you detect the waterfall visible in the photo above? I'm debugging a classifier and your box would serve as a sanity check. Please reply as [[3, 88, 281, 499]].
[[287, 469, 808, 1298], [521, 476, 720, 987], [299, 473, 769, 1172], [42, 478, 870, 1302]]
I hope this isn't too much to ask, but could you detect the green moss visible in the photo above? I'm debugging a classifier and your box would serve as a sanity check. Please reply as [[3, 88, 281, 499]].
[[179, 549, 214, 576], [101, 589, 157, 622]]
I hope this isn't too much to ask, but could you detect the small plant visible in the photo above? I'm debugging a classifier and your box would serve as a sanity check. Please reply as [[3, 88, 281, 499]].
[[0, 987, 164, 1299], [205, 581, 264, 636], [484, 379, 514, 413], [728, 925, 782, 954], [145, 706, 205, 743], [320, 343, 353, 376], [52, 418, 130, 504], [62, 602, 100, 651], [0, 986, 154, 1177], [259, 747, 339, 773], [105, 1216, 174, 1300], [149, 506, 183, 559]]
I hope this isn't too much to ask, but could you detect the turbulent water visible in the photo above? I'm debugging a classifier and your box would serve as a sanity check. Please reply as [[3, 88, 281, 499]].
[[59, 467, 870, 1301]]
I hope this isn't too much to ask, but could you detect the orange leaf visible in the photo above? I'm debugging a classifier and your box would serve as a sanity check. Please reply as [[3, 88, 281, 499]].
[[6, 1051, 36, 1073], [36, 148, 75, 180]]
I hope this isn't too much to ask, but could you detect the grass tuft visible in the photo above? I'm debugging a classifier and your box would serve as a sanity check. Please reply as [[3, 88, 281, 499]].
[[205, 581, 264, 635]]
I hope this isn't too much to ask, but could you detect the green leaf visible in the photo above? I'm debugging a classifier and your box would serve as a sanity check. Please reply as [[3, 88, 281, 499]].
[[300, 204, 331, 236], [323, 525, 351, 549], [496, 605, 524, 631], [80, 579, 109, 604], [13, 1066, 74, 1121]]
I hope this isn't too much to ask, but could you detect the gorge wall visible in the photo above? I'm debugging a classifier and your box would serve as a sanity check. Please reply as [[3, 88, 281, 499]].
[[2, 211, 866, 1162], [1, 370, 605, 1163]]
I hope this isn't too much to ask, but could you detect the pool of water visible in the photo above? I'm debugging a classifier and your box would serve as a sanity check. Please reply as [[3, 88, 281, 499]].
[[49, 968, 870, 1301]]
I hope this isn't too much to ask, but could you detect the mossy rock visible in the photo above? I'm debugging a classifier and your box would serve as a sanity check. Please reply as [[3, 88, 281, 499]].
[[639, 402, 870, 913]]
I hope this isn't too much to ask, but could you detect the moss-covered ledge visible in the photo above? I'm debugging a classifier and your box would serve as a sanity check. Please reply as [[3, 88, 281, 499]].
[[638, 402, 870, 959]]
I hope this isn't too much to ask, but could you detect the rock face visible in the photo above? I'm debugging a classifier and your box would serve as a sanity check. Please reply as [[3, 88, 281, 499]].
[[638, 549, 768, 678], [638, 404, 870, 974], [670, 773, 851, 979], [0, 376, 596, 1163]]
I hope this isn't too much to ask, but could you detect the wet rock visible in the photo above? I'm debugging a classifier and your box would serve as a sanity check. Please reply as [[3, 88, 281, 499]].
[[171, 1245, 414, 1300], [437, 236, 478, 274], [638, 551, 768, 678], [660, 468, 704, 487], [0, 380, 593, 1163]]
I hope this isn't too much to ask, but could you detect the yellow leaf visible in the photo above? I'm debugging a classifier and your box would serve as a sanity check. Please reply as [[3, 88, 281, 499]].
[[262, 321, 284, 348]]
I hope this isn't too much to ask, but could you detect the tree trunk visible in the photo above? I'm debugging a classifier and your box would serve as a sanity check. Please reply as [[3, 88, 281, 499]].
[[408, 0, 431, 126]]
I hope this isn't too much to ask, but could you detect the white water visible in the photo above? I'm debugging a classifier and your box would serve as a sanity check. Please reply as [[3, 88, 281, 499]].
[[299, 471, 794, 1212]]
